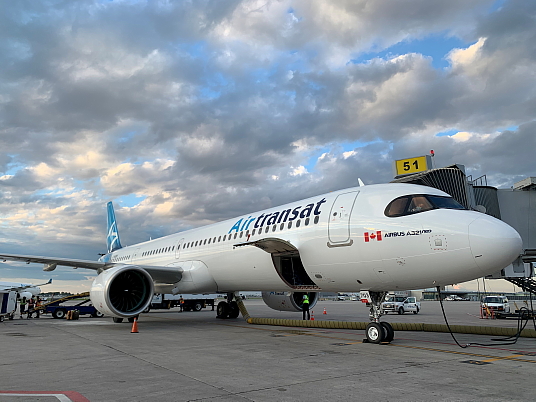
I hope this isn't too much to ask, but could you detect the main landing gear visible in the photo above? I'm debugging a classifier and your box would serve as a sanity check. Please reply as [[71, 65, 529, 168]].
[[364, 291, 394, 344], [216, 292, 240, 319]]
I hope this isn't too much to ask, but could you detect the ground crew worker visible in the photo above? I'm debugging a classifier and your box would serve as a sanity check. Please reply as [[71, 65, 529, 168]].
[[19, 297, 27, 319], [35, 297, 42, 318], [179, 296, 184, 312], [302, 294, 310, 320], [27, 297, 35, 319]]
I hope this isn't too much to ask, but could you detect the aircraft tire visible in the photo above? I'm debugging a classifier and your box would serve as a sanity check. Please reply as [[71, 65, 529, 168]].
[[398, 307, 404, 315], [380, 322, 394, 343], [366, 322, 384, 344], [216, 301, 229, 319], [228, 301, 240, 319]]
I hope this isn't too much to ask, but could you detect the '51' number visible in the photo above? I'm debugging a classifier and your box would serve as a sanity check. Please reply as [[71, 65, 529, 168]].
[[403, 160, 419, 171]]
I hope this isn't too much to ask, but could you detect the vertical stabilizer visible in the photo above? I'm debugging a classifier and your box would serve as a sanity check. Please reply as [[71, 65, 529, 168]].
[[107, 201, 122, 253]]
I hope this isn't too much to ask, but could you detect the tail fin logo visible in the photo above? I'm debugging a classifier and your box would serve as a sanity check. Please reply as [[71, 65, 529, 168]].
[[107, 202, 123, 253]]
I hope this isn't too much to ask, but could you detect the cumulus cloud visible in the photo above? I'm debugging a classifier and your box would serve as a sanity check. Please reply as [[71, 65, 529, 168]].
[[0, 0, 535, 291]]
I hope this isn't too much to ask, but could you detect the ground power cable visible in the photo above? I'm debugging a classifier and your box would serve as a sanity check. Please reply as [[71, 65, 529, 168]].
[[436, 286, 534, 349]]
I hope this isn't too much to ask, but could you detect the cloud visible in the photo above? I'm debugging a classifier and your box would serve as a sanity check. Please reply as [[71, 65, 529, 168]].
[[0, 0, 535, 292]]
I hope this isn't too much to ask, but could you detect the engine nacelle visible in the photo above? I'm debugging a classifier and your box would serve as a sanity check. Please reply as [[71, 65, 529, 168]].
[[90, 265, 154, 318], [262, 291, 319, 312]]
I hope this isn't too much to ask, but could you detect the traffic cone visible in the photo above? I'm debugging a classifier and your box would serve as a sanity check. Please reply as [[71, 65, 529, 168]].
[[323, 307, 327, 315], [131, 318, 139, 333], [311, 311, 315, 321]]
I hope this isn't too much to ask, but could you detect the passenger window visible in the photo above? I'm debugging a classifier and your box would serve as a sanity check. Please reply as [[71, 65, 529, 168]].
[[223, 235, 226, 241], [305, 218, 310, 226], [218, 236, 221, 242], [288, 221, 292, 229], [234, 233, 238, 239], [208, 238, 211, 244], [240, 232, 243, 238], [314, 216, 319, 224], [265, 226, 269, 234], [280, 223, 284, 230], [252, 229, 256, 236], [272, 225, 276, 232], [296, 220, 301, 227]]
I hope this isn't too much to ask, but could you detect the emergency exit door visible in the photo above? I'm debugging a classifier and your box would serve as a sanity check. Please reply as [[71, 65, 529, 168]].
[[328, 191, 359, 245]]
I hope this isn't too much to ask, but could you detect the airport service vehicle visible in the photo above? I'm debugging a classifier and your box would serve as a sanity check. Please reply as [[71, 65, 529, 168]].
[[46, 299, 104, 319], [445, 295, 466, 301], [0, 183, 523, 344], [481, 296, 510, 315], [149, 294, 215, 312], [0, 290, 17, 322], [382, 296, 420, 314]]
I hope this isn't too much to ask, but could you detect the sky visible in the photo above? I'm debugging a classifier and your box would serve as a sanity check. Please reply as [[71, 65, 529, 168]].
[[1, 0, 535, 294]]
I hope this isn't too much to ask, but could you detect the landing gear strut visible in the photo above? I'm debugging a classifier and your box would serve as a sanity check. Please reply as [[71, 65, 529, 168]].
[[364, 291, 394, 344], [216, 292, 240, 319]]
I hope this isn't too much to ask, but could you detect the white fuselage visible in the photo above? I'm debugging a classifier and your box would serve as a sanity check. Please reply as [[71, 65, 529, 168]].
[[101, 183, 522, 293], [0, 282, 41, 297]]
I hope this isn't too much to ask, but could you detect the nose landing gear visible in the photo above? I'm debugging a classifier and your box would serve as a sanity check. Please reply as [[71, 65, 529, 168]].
[[363, 291, 394, 344]]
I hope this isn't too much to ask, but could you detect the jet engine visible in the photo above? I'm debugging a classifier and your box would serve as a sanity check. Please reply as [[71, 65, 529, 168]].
[[90, 265, 154, 318], [262, 291, 318, 312]]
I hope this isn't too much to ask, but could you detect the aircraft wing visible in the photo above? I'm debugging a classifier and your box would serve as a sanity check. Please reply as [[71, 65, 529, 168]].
[[0, 253, 183, 284], [0, 253, 107, 271]]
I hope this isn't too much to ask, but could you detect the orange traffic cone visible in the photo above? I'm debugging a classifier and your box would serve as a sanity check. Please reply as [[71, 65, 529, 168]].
[[323, 307, 327, 315], [131, 318, 139, 333], [311, 311, 315, 321]]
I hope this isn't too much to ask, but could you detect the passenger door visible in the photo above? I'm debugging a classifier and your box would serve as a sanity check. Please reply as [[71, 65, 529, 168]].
[[328, 191, 359, 245]]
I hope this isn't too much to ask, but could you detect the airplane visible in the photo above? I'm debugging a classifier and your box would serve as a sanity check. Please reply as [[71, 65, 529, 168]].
[[0, 183, 522, 343], [0, 279, 52, 299]]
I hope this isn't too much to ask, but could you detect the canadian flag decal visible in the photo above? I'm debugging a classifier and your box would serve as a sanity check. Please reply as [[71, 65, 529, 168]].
[[364, 231, 382, 242]]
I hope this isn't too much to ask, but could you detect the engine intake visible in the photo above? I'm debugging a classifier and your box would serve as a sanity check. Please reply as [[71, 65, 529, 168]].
[[90, 266, 154, 318], [262, 291, 318, 312]]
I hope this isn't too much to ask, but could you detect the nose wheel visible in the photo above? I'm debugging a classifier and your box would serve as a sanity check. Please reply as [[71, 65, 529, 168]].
[[364, 291, 395, 344]]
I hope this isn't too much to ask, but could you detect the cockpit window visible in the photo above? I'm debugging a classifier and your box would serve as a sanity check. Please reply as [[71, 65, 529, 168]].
[[385, 194, 466, 217], [426, 195, 465, 210]]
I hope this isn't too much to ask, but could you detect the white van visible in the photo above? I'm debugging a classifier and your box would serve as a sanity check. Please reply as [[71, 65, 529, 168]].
[[481, 296, 510, 313]]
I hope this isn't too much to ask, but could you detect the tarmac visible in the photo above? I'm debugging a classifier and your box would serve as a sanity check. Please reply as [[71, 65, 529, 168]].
[[1, 299, 535, 402]]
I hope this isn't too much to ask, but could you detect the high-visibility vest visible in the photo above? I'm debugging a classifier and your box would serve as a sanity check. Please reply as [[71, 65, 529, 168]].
[[303, 297, 309, 305]]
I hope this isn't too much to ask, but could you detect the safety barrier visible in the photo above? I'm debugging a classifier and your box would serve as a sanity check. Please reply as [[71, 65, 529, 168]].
[[246, 317, 536, 338]]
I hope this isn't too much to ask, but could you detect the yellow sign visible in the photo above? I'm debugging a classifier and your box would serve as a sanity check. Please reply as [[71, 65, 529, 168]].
[[395, 156, 429, 176]]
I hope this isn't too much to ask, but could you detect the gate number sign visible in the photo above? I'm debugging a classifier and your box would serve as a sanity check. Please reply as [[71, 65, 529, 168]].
[[394, 155, 431, 177]]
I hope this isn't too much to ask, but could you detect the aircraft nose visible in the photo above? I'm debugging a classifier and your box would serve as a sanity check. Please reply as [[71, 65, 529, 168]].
[[468, 217, 522, 274]]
